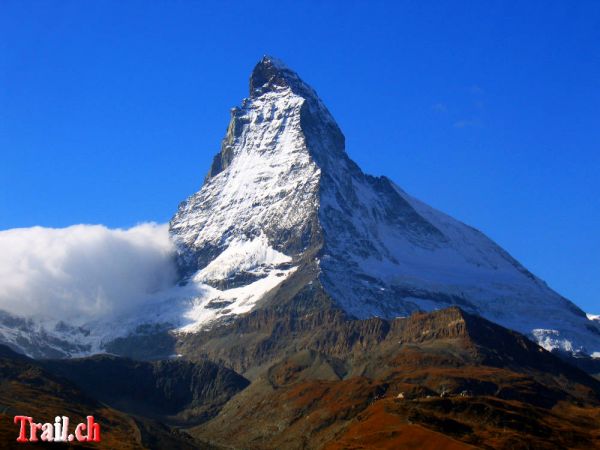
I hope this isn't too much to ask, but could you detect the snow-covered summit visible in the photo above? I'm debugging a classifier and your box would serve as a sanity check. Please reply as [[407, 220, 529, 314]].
[[170, 57, 600, 356], [249, 55, 324, 104], [249, 55, 293, 93]]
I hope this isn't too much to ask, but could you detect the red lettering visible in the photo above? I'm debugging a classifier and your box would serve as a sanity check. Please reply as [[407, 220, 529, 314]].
[[75, 423, 87, 442], [86, 416, 101, 442], [29, 421, 42, 442], [13, 416, 31, 443]]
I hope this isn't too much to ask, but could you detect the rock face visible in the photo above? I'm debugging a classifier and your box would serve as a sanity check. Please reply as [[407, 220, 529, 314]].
[[189, 308, 600, 450], [169, 56, 600, 356], [42, 354, 250, 426]]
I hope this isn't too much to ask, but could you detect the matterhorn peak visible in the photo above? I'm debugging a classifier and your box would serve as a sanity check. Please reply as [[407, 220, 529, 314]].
[[249, 55, 293, 94], [249, 55, 317, 100], [167, 56, 600, 357]]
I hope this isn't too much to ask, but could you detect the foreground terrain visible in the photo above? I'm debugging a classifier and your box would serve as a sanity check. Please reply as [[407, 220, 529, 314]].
[[0, 307, 599, 449]]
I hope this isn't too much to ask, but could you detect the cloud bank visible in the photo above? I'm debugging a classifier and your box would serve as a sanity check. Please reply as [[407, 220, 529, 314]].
[[0, 223, 177, 323]]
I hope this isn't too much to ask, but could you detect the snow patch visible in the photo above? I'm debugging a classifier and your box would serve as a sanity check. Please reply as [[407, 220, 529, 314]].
[[531, 329, 577, 353], [195, 234, 291, 282], [179, 265, 296, 333]]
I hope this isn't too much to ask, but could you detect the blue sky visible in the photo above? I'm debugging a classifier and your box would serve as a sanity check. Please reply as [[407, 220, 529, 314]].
[[1, 1, 599, 312]]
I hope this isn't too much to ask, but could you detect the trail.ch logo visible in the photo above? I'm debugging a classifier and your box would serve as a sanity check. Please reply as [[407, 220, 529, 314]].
[[14, 415, 101, 443]]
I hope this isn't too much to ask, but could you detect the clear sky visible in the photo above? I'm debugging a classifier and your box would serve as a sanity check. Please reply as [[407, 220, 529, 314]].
[[1, 1, 599, 313]]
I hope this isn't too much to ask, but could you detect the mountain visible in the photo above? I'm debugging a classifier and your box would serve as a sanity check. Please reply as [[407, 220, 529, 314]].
[[0, 56, 598, 362], [169, 55, 600, 357], [2, 55, 599, 449]]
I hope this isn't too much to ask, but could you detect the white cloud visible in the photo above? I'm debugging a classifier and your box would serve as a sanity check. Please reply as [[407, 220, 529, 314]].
[[0, 223, 177, 323]]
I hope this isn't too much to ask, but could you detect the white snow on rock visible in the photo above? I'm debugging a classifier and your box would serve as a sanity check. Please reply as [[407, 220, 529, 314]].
[[179, 265, 296, 333], [194, 234, 291, 283], [170, 87, 321, 268], [531, 329, 575, 353]]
